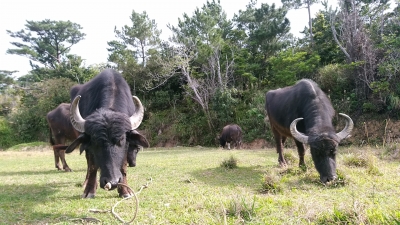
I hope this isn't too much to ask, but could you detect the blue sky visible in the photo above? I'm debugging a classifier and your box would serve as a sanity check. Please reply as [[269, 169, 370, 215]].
[[1, 0, 330, 77]]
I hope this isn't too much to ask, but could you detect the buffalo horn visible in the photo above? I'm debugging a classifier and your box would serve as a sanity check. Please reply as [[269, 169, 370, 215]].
[[290, 118, 309, 144], [130, 96, 144, 130], [70, 95, 86, 133], [336, 113, 354, 141]]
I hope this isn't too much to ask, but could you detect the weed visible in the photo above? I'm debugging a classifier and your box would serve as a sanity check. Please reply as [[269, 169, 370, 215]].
[[220, 155, 238, 169], [225, 196, 256, 222], [283, 151, 298, 165], [316, 207, 359, 224], [383, 144, 400, 160], [326, 169, 349, 187], [260, 172, 282, 194], [343, 153, 382, 176]]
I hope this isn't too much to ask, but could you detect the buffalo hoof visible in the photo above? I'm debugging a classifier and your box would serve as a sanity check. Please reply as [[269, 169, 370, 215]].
[[120, 193, 133, 198], [82, 192, 95, 198], [64, 168, 72, 172], [278, 161, 287, 167]]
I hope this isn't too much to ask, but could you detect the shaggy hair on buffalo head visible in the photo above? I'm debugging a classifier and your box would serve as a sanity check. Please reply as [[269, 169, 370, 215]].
[[84, 108, 132, 145]]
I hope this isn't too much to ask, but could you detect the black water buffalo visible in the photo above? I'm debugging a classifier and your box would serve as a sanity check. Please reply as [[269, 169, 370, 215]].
[[65, 69, 149, 198], [46, 103, 79, 172], [219, 124, 243, 150], [265, 79, 353, 183]]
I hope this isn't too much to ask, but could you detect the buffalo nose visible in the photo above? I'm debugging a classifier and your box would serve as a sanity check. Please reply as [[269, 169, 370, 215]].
[[100, 177, 119, 190], [320, 175, 337, 183]]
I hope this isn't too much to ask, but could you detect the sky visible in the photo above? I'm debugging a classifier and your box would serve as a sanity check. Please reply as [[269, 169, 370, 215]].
[[0, 0, 334, 78]]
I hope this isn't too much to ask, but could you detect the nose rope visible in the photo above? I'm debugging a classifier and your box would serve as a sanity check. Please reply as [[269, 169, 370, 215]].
[[87, 177, 152, 224]]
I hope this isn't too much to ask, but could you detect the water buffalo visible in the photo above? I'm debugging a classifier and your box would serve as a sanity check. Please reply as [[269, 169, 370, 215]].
[[219, 124, 243, 150], [46, 103, 79, 172], [265, 79, 353, 183], [65, 69, 149, 198]]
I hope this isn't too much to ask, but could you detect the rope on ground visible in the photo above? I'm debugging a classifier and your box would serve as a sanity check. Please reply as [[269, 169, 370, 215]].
[[86, 177, 153, 224]]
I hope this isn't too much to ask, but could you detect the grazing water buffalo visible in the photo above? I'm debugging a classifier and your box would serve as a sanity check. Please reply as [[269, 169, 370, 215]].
[[219, 124, 243, 150], [66, 69, 149, 198], [46, 103, 79, 172], [265, 79, 353, 183]]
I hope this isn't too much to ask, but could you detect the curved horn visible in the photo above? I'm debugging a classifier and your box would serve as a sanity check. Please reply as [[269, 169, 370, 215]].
[[290, 118, 309, 144], [70, 95, 86, 133], [336, 113, 354, 141], [130, 96, 144, 130]]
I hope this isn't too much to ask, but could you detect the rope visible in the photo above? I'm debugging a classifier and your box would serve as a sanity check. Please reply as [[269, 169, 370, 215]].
[[86, 177, 152, 224], [111, 183, 139, 224]]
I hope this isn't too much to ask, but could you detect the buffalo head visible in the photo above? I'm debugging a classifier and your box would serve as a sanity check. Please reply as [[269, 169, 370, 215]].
[[66, 95, 149, 191], [290, 113, 354, 183]]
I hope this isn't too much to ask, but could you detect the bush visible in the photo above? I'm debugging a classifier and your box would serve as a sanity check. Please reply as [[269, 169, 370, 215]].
[[9, 78, 76, 144], [220, 156, 238, 169], [0, 117, 18, 149]]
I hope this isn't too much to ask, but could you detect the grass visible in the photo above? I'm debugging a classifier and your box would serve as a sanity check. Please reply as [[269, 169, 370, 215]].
[[1, 145, 400, 224]]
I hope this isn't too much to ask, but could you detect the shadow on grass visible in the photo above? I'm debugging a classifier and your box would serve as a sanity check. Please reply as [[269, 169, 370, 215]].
[[0, 168, 86, 176], [0, 182, 86, 224], [190, 165, 264, 189]]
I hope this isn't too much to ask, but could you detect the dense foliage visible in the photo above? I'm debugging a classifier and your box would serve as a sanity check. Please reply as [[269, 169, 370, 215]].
[[1, 0, 399, 148]]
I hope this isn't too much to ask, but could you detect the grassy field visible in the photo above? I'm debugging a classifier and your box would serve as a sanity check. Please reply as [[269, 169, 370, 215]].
[[1, 144, 400, 224]]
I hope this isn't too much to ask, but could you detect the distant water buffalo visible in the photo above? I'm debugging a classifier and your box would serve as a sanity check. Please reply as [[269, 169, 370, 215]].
[[219, 124, 243, 150], [265, 79, 353, 183], [46, 103, 79, 172], [66, 69, 149, 198]]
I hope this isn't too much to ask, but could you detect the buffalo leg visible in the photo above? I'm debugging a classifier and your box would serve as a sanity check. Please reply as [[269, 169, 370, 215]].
[[53, 146, 72, 172], [58, 150, 72, 172], [272, 127, 286, 166], [294, 140, 306, 166], [82, 151, 98, 198], [53, 147, 62, 170], [118, 159, 133, 198]]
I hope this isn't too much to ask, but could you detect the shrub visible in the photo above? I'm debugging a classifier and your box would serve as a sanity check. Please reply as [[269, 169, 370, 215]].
[[260, 172, 282, 194], [0, 117, 18, 149], [220, 156, 238, 169]]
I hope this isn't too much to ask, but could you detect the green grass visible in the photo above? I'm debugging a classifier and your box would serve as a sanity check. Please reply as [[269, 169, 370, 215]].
[[1, 146, 400, 224]]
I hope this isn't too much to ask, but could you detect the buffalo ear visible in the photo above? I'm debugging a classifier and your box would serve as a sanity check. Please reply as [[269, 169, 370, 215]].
[[127, 130, 150, 148], [66, 133, 87, 153]]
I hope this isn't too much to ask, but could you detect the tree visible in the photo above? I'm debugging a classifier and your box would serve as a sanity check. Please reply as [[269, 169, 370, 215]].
[[281, 0, 320, 45], [108, 10, 161, 94], [268, 50, 320, 87], [0, 70, 17, 116], [234, 1, 291, 87], [0, 70, 16, 91], [330, 0, 389, 103], [7, 19, 85, 69], [159, 0, 236, 130], [169, 0, 235, 89], [113, 10, 161, 67]]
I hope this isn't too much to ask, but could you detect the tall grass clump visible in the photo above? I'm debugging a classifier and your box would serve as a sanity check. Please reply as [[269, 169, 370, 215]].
[[260, 170, 282, 194], [343, 153, 382, 175], [225, 196, 256, 222], [315, 207, 361, 224], [220, 155, 238, 169]]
